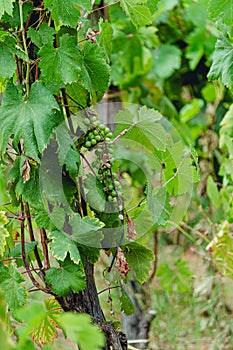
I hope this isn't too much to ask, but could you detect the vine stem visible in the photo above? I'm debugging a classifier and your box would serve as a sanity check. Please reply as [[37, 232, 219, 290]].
[[25, 203, 44, 277], [20, 201, 52, 294], [19, 0, 30, 97]]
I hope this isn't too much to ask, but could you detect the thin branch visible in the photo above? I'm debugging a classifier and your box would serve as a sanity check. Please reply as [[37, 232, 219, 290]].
[[80, 153, 96, 176], [20, 201, 52, 294], [25, 203, 44, 275], [19, 0, 30, 96], [40, 228, 50, 270], [61, 88, 74, 134], [92, 0, 120, 13], [148, 231, 158, 282], [98, 285, 120, 295]]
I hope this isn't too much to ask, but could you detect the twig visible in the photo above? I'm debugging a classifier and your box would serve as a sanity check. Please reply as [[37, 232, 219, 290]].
[[80, 153, 96, 176], [92, 0, 120, 13], [25, 203, 44, 275], [19, 0, 30, 96], [148, 231, 158, 282], [40, 228, 50, 270], [61, 88, 74, 134], [98, 285, 120, 295], [20, 201, 52, 294]]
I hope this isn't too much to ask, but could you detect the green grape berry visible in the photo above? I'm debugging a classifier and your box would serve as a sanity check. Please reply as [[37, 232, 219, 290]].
[[93, 120, 100, 126], [105, 137, 111, 143], [104, 127, 110, 134], [106, 132, 113, 139], [91, 116, 97, 122], [107, 195, 113, 202], [99, 124, 106, 130], [93, 129, 98, 135], [111, 190, 117, 197], [95, 135, 101, 142], [84, 117, 90, 125], [91, 139, 97, 146], [85, 141, 91, 148], [88, 132, 94, 140], [108, 184, 114, 191]]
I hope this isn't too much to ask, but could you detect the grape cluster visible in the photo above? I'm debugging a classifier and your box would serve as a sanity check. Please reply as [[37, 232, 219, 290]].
[[82, 113, 121, 203], [83, 115, 112, 149]]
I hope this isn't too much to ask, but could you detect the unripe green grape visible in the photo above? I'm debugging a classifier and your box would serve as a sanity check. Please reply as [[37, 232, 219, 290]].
[[104, 127, 110, 134], [99, 124, 106, 130], [88, 132, 94, 140], [107, 195, 113, 202], [108, 184, 114, 191], [95, 135, 101, 142], [106, 132, 113, 138], [85, 141, 91, 148], [112, 197, 117, 203], [111, 190, 117, 197], [91, 139, 97, 146], [105, 137, 111, 143], [84, 117, 90, 125], [93, 129, 98, 135], [91, 116, 97, 122], [93, 120, 100, 126]]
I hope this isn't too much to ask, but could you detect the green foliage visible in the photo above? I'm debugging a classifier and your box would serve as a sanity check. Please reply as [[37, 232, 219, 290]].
[[0, 0, 232, 347], [0, 0, 14, 19], [119, 284, 135, 315], [43, 0, 92, 28], [48, 230, 81, 264], [59, 312, 105, 350], [0, 82, 60, 161], [0, 263, 26, 312], [120, 0, 152, 28], [122, 242, 154, 283], [208, 0, 233, 25], [45, 256, 86, 296], [208, 35, 233, 89], [156, 259, 193, 293]]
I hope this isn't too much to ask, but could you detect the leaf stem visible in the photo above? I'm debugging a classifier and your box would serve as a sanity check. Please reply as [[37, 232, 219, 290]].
[[19, 0, 30, 96]]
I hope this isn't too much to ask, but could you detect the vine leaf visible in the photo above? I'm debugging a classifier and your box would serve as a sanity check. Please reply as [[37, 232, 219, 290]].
[[206, 175, 220, 208], [0, 33, 21, 79], [207, 35, 233, 89], [208, 0, 233, 26], [69, 213, 104, 246], [0, 0, 14, 20], [44, 0, 92, 28], [16, 298, 62, 347], [9, 157, 43, 209], [0, 211, 9, 257], [45, 256, 86, 296], [48, 230, 81, 265], [39, 34, 82, 93], [114, 106, 167, 152], [8, 241, 39, 267], [27, 23, 56, 49], [0, 82, 60, 161], [120, 0, 152, 28], [81, 42, 111, 102], [122, 242, 154, 284], [59, 313, 105, 350], [0, 263, 26, 312], [119, 285, 135, 315]]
